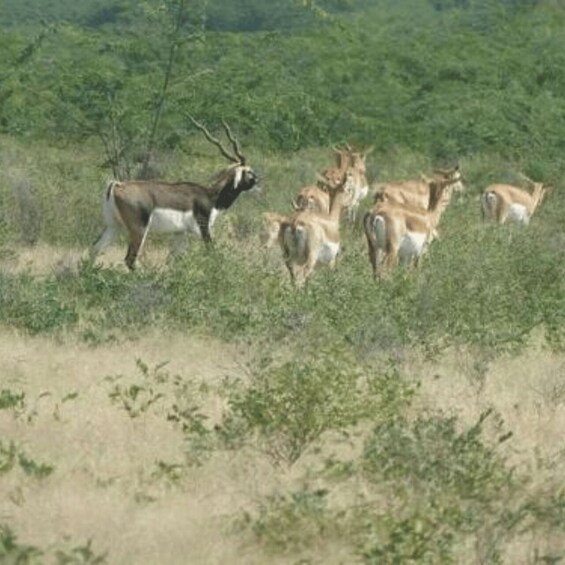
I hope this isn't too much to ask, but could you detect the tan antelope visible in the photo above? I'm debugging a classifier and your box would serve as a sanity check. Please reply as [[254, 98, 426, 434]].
[[344, 146, 373, 221], [373, 164, 463, 210], [291, 144, 354, 215], [279, 170, 356, 287], [265, 153, 356, 252], [291, 168, 354, 215], [321, 144, 373, 221], [265, 165, 353, 252], [291, 181, 333, 214], [261, 212, 289, 248], [321, 144, 353, 182], [481, 174, 550, 225], [363, 178, 452, 280], [90, 117, 259, 270], [292, 144, 372, 221]]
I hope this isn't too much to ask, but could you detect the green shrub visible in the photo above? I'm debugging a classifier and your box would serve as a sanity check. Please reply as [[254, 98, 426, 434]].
[[0, 389, 25, 411], [0, 441, 54, 479], [416, 218, 565, 351], [241, 487, 334, 554], [105, 358, 216, 466], [219, 347, 414, 467], [0, 524, 42, 564], [358, 409, 518, 562], [0, 271, 78, 334]]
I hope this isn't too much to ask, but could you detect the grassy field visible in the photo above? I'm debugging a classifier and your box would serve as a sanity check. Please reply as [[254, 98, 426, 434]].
[[1, 135, 565, 563]]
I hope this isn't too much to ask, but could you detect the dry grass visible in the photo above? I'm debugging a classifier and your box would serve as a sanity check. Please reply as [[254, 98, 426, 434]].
[[2, 241, 565, 562], [0, 243, 169, 276], [409, 340, 565, 469], [1, 330, 268, 563], [1, 326, 565, 563]]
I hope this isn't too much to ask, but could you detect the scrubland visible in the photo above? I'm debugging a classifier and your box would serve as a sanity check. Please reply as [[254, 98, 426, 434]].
[[1, 137, 565, 563]]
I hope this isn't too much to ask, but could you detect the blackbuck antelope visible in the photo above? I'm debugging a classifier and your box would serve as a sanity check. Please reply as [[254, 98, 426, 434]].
[[345, 146, 372, 221], [279, 170, 356, 287], [363, 178, 452, 280], [292, 183, 331, 214], [321, 144, 353, 183], [373, 164, 463, 210], [291, 169, 355, 215], [291, 145, 355, 215], [321, 144, 373, 221], [481, 174, 550, 225], [292, 144, 372, 221], [90, 118, 259, 270]]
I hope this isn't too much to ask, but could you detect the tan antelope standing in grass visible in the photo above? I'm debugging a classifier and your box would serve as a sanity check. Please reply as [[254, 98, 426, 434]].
[[261, 212, 288, 248], [363, 178, 453, 280], [322, 144, 373, 221], [373, 164, 464, 210], [278, 169, 356, 287], [344, 146, 373, 221], [260, 149, 354, 252], [291, 178, 337, 215], [292, 144, 372, 221], [90, 118, 259, 270], [481, 174, 550, 225], [262, 168, 354, 249], [290, 145, 353, 216]]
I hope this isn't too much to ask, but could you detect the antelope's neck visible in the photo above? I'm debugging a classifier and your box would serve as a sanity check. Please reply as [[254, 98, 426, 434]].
[[329, 193, 347, 221], [214, 178, 242, 210]]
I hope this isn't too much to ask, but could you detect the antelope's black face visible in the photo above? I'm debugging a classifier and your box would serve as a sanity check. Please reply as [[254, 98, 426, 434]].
[[234, 165, 260, 193]]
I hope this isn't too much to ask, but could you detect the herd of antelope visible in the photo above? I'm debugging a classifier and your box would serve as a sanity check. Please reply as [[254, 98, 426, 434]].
[[91, 119, 551, 286]]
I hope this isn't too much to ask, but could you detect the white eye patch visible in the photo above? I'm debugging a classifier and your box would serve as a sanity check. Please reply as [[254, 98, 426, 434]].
[[233, 166, 244, 189]]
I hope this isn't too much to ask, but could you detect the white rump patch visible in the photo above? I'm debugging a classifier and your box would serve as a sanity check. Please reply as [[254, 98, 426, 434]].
[[399, 232, 428, 265], [316, 241, 340, 264], [358, 185, 369, 201], [507, 203, 530, 225]]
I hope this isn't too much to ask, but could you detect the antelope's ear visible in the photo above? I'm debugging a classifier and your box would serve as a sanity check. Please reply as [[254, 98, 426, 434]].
[[315, 172, 330, 186], [517, 172, 536, 186]]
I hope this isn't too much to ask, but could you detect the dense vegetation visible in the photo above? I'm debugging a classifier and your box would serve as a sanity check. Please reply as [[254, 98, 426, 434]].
[[2, 0, 565, 166], [2, 0, 565, 562]]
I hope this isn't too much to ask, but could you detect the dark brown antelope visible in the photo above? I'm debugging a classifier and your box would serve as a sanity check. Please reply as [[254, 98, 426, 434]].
[[90, 117, 259, 270]]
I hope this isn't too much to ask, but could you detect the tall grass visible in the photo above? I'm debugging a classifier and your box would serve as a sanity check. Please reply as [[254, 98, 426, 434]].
[[1, 135, 564, 355]]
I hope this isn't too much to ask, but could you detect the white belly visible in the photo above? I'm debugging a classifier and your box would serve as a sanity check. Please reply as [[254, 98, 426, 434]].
[[399, 231, 428, 265], [507, 203, 529, 225], [316, 241, 340, 264], [150, 208, 221, 236]]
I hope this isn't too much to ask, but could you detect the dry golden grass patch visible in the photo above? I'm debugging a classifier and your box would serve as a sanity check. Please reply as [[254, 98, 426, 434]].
[[0, 243, 173, 276], [2, 329, 565, 562], [0, 331, 266, 563], [410, 342, 565, 467]]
